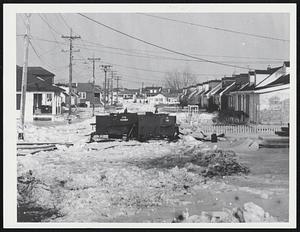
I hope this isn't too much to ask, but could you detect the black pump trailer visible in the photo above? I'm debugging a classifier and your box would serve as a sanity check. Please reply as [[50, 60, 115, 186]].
[[90, 112, 179, 142]]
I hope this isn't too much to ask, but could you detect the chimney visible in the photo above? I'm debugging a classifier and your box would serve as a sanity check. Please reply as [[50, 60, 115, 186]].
[[267, 65, 271, 70]]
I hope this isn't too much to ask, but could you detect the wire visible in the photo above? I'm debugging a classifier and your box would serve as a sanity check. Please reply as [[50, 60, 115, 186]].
[[38, 14, 61, 35], [138, 13, 290, 42], [59, 13, 71, 30], [73, 42, 284, 65], [77, 13, 250, 70], [29, 35, 287, 63], [29, 40, 68, 72], [78, 38, 287, 61]]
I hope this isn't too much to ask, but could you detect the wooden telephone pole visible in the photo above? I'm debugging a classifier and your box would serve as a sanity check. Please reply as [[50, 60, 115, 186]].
[[100, 65, 111, 108], [114, 75, 121, 104], [110, 70, 117, 105], [62, 28, 80, 117], [18, 13, 31, 140], [87, 56, 101, 116]]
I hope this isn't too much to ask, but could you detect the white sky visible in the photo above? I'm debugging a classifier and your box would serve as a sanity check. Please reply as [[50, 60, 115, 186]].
[[16, 13, 290, 89]]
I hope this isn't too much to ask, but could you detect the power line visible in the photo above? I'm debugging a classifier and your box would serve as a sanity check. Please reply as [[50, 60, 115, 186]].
[[78, 38, 287, 61], [59, 13, 71, 30], [138, 13, 290, 42], [29, 35, 288, 63], [73, 42, 283, 65], [38, 14, 62, 35], [77, 13, 250, 70]]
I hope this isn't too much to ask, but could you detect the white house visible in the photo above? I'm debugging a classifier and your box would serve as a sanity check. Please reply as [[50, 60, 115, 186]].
[[147, 93, 167, 105], [16, 66, 64, 121]]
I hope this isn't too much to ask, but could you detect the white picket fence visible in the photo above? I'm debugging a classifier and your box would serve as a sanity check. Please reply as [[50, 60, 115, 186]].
[[199, 124, 283, 135]]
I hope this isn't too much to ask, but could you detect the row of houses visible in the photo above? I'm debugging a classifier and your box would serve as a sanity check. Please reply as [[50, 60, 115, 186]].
[[16, 65, 179, 121], [179, 61, 290, 125]]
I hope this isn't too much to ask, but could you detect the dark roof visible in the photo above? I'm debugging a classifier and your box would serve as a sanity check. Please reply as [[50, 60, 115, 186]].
[[56, 83, 77, 88], [77, 83, 101, 92], [23, 66, 55, 76], [239, 73, 249, 77], [144, 86, 162, 90], [16, 65, 63, 92], [214, 87, 225, 95], [266, 74, 290, 86], [255, 66, 281, 74], [208, 79, 221, 83], [203, 89, 211, 95], [240, 84, 256, 91], [249, 71, 255, 75]]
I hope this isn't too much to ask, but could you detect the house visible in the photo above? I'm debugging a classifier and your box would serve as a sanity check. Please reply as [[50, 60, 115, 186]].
[[147, 93, 167, 105], [118, 88, 139, 103], [201, 80, 221, 109], [143, 86, 163, 97], [228, 62, 289, 124], [161, 88, 180, 104], [55, 83, 79, 106], [179, 87, 189, 107], [186, 85, 198, 105], [76, 83, 102, 107], [16, 65, 64, 121]]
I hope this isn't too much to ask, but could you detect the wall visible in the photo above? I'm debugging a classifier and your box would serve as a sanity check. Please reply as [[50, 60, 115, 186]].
[[258, 88, 289, 124]]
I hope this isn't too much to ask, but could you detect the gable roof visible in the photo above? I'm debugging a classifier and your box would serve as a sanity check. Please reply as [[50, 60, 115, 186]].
[[22, 66, 55, 77], [255, 74, 290, 90], [16, 65, 63, 92]]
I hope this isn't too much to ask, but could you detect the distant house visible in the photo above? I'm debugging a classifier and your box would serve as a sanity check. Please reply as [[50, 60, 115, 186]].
[[143, 86, 163, 97], [147, 93, 167, 105], [76, 83, 102, 107], [119, 88, 139, 103], [55, 83, 79, 106], [16, 65, 64, 121], [228, 62, 289, 124], [201, 80, 221, 109]]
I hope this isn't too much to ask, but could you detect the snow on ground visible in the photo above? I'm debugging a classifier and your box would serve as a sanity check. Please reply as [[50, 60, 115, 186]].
[[17, 108, 288, 223]]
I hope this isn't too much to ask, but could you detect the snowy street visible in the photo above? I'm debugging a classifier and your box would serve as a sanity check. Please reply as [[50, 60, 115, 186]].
[[17, 109, 289, 223]]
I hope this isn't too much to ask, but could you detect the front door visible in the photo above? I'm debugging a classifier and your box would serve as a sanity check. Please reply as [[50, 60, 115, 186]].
[[33, 93, 42, 114]]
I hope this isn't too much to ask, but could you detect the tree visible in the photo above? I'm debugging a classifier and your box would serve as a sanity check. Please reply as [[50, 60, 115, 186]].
[[164, 67, 197, 92]]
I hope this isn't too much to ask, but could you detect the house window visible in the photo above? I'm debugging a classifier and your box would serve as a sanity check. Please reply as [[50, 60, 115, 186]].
[[16, 94, 21, 110], [79, 92, 86, 99], [47, 93, 52, 102]]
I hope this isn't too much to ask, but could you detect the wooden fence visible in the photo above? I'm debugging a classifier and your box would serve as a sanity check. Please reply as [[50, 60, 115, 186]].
[[199, 124, 283, 135]]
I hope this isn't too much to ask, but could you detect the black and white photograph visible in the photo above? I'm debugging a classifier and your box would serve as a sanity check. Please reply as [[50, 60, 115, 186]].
[[3, 3, 297, 228]]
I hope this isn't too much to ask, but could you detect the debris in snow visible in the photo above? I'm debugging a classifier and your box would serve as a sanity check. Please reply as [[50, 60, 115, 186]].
[[172, 202, 277, 223], [137, 146, 250, 177]]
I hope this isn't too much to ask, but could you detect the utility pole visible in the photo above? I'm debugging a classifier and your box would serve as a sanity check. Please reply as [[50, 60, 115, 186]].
[[18, 13, 31, 140], [62, 28, 80, 117], [110, 71, 117, 105], [100, 65, 111, 108], [87, 56, 101, 116], [114, 75, 121, 104]]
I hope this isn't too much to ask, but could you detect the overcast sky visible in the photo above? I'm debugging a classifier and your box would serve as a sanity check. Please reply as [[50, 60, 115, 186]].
[[16, 13, 290, 89]]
